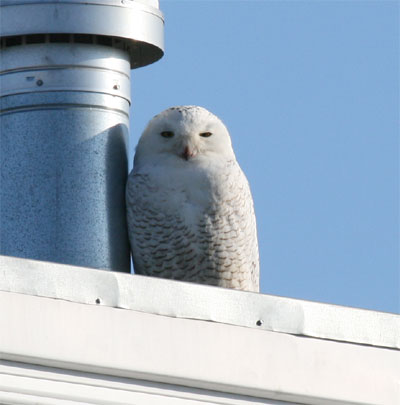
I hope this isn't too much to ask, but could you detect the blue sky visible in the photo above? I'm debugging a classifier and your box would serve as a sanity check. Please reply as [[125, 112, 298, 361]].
[[129, 0, 399, 314]]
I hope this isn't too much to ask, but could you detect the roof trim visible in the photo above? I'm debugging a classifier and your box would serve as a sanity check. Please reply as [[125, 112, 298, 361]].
[[1, 290, 399, 405], [0, 255, 399, 349]]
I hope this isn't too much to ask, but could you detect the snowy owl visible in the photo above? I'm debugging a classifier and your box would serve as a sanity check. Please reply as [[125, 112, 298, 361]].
[[126, 106, 259, 292]]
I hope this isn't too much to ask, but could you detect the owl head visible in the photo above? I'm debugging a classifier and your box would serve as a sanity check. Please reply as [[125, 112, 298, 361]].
[[133, 106, 236, 169]]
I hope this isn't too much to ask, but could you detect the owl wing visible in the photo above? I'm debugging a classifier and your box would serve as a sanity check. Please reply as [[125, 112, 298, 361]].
[[211, 162, 259, 291]]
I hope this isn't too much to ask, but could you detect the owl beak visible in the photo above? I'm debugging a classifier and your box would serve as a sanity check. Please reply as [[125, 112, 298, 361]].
[[182, 146, 196, 160]]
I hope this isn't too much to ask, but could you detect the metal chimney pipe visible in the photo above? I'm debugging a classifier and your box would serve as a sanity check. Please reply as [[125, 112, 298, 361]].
[[0, 0, 164, 272]]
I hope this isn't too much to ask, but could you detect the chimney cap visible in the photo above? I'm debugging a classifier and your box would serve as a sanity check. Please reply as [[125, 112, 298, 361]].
[[0, 0, 164, 68]]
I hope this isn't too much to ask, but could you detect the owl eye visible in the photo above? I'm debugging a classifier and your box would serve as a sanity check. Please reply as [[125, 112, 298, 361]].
[[160, 131, 174, 138], [199, 132, 212, 138]]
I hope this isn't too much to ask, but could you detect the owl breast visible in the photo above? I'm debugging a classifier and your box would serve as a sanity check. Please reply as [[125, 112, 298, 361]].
[[126, 160, 259, 292]]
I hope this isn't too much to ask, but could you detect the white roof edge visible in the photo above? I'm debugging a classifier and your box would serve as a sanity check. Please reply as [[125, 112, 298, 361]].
[[0, 359, 294, 405], [1, 290, 399, 405], [0, 254, 399, 349]]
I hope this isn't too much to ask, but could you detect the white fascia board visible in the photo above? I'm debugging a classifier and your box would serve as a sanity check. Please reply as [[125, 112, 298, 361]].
[[0, 360, 292, 405], [0, 255, 399, 350], [0, 291, 399, 405]]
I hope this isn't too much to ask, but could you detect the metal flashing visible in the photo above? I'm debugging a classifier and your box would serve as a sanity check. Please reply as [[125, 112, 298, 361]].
[[0, 255, 399, 350]]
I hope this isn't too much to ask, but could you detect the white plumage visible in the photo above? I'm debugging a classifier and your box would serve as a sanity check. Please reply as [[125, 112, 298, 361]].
[[126, 106, 259, 292]]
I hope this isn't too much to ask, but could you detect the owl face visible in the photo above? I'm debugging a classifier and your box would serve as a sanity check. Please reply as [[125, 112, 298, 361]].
[[134, 106, 235, 169]]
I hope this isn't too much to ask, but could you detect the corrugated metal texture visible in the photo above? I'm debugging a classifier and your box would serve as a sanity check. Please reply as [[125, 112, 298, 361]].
[[1, 255, 399, 349], [0, 360, 292, 405]]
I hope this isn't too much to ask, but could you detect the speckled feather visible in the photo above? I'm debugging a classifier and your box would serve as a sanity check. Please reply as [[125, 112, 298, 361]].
[[126, 106, 259, 291]]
